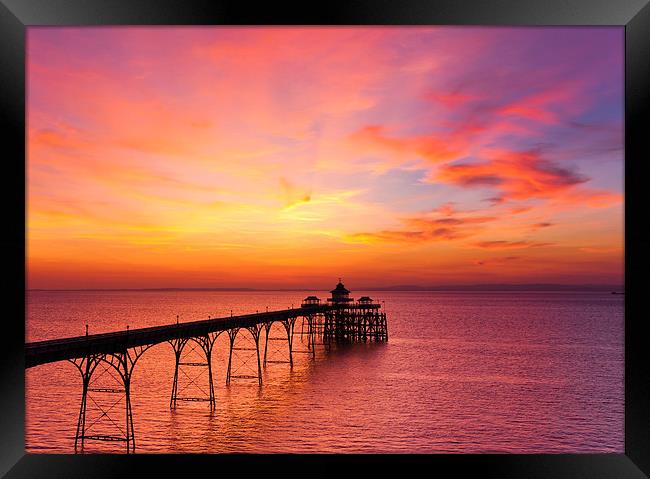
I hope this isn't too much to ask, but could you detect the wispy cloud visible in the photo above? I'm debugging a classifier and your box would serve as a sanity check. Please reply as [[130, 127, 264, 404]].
[[473, 240, 554, 250], [346, 210, 498, 244], [473, 256, 521, 266], [279, 177, 311, 209]]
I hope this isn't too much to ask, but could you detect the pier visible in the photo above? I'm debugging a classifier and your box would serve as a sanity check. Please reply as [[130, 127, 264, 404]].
[[25, 281, 388, 453]]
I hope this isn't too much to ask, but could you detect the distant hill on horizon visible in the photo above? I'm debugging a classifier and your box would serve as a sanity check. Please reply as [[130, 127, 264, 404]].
[[358, 283, 623, 292], [29, 283, 624, 293]]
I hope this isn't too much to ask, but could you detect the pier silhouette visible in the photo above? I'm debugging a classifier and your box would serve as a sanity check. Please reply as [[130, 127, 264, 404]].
[[25, 281, 388, 453]]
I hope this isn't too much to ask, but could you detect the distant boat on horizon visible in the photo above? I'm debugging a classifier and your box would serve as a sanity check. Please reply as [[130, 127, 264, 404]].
[[611, 291, 624, 295]]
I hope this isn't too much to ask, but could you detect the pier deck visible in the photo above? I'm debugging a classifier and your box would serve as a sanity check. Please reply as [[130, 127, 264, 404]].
[[25, 303, 383, 367]]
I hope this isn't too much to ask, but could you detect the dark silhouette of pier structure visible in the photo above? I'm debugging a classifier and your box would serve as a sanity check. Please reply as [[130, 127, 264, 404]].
[[25, 281, 387, 453]]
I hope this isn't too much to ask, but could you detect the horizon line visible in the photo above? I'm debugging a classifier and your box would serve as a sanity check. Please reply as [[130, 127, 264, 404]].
[[27, 283, 624, 293]]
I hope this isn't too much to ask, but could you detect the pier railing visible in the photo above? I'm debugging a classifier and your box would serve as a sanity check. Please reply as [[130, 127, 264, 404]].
[[26, 304, 327, 368]]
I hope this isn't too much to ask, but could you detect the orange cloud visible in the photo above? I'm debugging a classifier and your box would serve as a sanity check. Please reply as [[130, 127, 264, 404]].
[[473, 240, 554, 249], [405, 216, 496, 228], [348, 227, 467, 244], [435, 149, 588, 202], [349, 125, 467, 164], [496, 82, 586, 124], [579, 246, 622, 254], [554, 189, 623, 208], [473, 256, 521, 266], [347, 211, 498, 245], [529, 222, 554, 231], [433, 203, 457, 216]]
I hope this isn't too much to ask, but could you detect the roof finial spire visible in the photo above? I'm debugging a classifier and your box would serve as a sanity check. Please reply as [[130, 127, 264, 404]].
[[339, 277, 342, 283]]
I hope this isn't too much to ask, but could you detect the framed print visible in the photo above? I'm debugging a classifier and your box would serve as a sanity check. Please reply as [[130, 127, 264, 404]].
[[1, 0, 648, 477]]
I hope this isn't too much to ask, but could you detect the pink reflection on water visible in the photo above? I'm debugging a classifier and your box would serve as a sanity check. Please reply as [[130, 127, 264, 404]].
[[26, 290, 623, 453]]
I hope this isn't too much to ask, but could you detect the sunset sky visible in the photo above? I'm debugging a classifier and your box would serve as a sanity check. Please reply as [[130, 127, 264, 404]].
[[27, 27, 623, 289]]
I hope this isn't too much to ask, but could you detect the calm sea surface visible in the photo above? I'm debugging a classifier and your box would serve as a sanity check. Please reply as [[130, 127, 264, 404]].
[[25, 290, 623, 453]]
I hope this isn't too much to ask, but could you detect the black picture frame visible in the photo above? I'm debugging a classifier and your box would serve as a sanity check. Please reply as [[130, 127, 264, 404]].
[[1, 1, 647, 477]]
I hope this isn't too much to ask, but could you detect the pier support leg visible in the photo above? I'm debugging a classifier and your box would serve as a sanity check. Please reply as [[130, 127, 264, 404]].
[[252, 326, 263, 385], [69, 344, 151, 454], [72, 357, 93, 452], [168, 333, 220, 409], [305, 315, 316, 358], [313, 313, 323, 342], [125, 377, 133, 451], [263, 319, 296, 367], [375, 312, 380, 341], [226, 325, 263, 386], [323, 311, 334, 349], [226, 328, 238, 386], [383, 312, 388, 341], [311, 316, 317, 358], [169, 338, 188, 409], [282, 318, 296, 367], [362, 314, 368, 341], [263, 323, 270, 367]]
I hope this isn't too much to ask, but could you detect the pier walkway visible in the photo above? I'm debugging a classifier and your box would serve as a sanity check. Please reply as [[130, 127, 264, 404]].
[[26, 304, 332, 368]]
